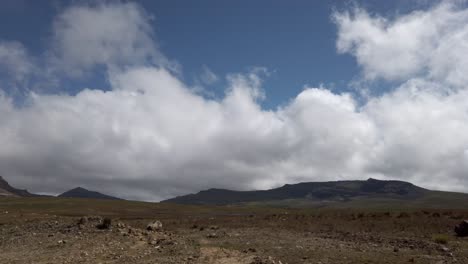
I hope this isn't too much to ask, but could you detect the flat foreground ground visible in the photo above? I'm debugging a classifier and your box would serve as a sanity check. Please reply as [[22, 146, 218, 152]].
[[0, 198, 467, 264]]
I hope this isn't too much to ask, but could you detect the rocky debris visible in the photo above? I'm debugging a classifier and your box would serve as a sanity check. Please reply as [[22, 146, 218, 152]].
[[2, 210, 468, 264], [146, 220, 163, 231], [439, 246, 450, 253], [206, 232, 218, 238], [250, 256, 279, 264], [454, 220, 468, 237], [77, 217, 88, 225], [87, 216, 103, 222], [243, 248, 257, 253], [77, 216, 102, 224], [148, 237, 176, 246], [96, 218, 112, 230], [388, 237, 436, 252]]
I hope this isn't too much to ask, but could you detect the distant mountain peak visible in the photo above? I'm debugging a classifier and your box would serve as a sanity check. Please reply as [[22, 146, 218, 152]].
[[69, 187, 87, 191], [59, 187, 121, 200]]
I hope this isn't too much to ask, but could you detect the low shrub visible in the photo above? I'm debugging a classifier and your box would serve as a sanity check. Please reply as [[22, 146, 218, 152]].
[[432, 234, 449, 244]]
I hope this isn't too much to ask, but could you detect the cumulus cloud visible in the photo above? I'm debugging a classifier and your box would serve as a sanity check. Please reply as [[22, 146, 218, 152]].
[[1, 1, 468, 201], [0, 67, 375, 200], [50, 2, 174, 77], [334, 1, 468, 87]]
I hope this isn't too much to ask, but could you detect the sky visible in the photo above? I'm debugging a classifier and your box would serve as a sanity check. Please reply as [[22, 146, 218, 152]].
[[1, 0, 468, 201]]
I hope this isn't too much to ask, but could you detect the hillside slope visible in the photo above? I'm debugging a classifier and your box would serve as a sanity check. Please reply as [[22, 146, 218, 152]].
[[0, 176, 39, 197]]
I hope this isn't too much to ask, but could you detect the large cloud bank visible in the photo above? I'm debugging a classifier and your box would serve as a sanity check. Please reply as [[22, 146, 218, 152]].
[[1, 1, 468, 200]]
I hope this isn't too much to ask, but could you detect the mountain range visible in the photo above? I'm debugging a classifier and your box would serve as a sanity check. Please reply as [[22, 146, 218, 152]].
[[162, 178, 468, 209], [3, 175, 468, 209], [0, 176, 120, 200]]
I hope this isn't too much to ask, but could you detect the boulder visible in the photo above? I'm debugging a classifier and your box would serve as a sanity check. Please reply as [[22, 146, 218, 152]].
[[96, 218, 112, 230], [454, 220, 468, 237], [146, 220, 163, 231]]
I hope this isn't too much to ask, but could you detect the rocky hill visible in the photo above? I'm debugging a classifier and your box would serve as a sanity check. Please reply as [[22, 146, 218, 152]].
[[58, 187, 121, 200]]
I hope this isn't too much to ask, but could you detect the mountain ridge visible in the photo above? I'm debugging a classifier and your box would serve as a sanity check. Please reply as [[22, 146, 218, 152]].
[[161, 178, 454, 206], [0, 176, 120, 200], [0, 176, 40, 197]]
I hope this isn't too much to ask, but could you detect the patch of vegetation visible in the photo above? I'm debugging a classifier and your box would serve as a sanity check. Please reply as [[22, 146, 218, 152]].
[[432, 234, 450, 244]]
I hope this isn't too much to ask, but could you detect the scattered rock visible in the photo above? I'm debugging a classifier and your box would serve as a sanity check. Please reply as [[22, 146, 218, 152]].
[[250, 256, 276, 264], [243, 248, 257, 253], [88, 216, 103, 222], [96, 218, 112, 230], [439, 246, 449, 253], [146, 220, 163, 231], [206, 232, 218, 238], [78, 217, 88, 225]]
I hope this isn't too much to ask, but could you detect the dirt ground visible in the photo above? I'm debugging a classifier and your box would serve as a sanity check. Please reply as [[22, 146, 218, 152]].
[[0, 198, 467, 263]]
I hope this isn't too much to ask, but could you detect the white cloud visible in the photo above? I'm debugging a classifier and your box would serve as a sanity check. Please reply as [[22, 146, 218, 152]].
[[334, 1, 468, 88], [363, 79, 468, 191], [0, 67, 376, 200], [2, 1, 468, 201], [50, 2, 174, 77], [0, 41, 36, 96], [0, 41, 33, 82]]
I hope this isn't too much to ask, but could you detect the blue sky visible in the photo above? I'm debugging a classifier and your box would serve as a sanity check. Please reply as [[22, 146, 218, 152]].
[[0, 0, 439, 108], [2, 0, 468, 200]]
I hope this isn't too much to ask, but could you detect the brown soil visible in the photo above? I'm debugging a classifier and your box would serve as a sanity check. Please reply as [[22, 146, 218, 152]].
[[1, 198, 467, 263]]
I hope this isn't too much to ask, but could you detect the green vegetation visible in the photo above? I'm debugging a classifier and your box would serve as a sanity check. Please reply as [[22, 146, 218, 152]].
[[432, 234, 450, 244]]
